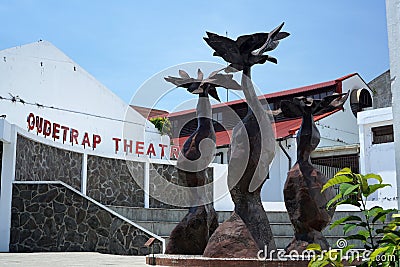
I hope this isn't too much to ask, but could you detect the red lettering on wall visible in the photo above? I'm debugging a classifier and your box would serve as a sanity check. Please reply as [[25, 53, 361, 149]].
[[70, 128, 79, 145], [135, 141, 144, 155], [113, 137, 121, 153], [43, 120, 51, 137], [124, 139, 133, 153], [27, 113, 35, 131], [158, 144, 167, 158], [146, 143, 156, 157], [170, 145, 180, 159], [52, 123, 60, 140], [93, 134, 101, 149], [81, 132, 91, 147], [36, 117, 43, 133], [61, 126, 69, 143]]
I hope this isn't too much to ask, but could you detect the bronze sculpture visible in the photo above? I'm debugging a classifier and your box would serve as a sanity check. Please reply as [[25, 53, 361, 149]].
[[164, 69, 241, 255], [203, 23, 289, 258], [280, 92, 349, 253]]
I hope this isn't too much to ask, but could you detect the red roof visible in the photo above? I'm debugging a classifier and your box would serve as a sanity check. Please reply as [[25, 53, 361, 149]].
[[172, 110, 340, 148], [131, 105, 169, 119], [167, 73, 357, 118], [172, 130, 233, 148]]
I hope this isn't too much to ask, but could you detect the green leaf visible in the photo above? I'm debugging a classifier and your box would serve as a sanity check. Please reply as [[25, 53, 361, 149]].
[[377, 237, 397, 245], [369, 247, 389, 266], [372, 209, 395, 223], [335, 197, 361, 207], [322, 175, 354, 192], [364, 184, 391, 197], [364, 173, 383, 183], [385, 230, 400, 238], [326, 193, 343, 209], [335, 168, 353, 176], [343, 224, 357, 235], [306, 243, 322, 251], [309, 260, 331, 267], [358, 174, 369, 195], [343, 184, 360, 197], [357, 222, 368, 228], [367, 206, 384, 218], [375, 228, 385, 234], [330, 215, 362, 230], [339, 183, 354, 195], [358, 230, 370, 239]]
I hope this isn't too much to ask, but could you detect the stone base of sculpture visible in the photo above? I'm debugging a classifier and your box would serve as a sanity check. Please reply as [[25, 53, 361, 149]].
[[203, 212, 260, 258], [165, 205, 218, 255], [283, 162, 335, 252]]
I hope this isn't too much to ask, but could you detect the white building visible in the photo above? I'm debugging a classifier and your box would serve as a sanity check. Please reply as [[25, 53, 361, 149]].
[[167, 73, 375, 210]]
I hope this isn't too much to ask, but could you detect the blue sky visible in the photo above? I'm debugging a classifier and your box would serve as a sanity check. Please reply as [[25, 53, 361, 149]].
[[0, 1, 389, 111]]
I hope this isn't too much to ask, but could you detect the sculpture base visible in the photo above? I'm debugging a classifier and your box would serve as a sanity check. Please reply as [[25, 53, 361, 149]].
[[283, 162, 335, 252], [203, 212, 260, 258], [165, 205, 218, 255], [146, 254, 310, 267], [285, 230, 329, 253]]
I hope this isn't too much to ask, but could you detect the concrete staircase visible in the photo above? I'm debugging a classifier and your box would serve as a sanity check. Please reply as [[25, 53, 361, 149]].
[[108, 206, 365, 249]]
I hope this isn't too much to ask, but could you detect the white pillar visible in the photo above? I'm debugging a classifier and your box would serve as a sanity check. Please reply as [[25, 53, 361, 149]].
[[0, 124, 16, 252], [81, 153, 88, 195], [144, 161, 150, 208], [386, 0, 400, 210]]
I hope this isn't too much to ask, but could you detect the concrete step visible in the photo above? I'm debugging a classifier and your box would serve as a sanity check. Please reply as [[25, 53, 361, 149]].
[[135, 220, 365, 238], [108, 206, 232, 223], [160, 235, 363, 250], [108, 206, 370, 249], [109, 206, 366, 225]]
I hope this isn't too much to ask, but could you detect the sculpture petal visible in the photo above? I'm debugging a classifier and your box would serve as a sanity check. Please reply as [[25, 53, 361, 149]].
[[179, 70, 190, 79], [197, 69, 204, 81], [208, 87, 221, 102], [236, 33, 269, 54], [204, 32, 242, 64], [313, 91, 350, 115], [280, 100, 305, 118], [211, 73, 242, 90]]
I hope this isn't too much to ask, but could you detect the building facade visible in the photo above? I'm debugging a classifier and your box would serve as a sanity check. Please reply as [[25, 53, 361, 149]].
[[166, 73, 374, 205]]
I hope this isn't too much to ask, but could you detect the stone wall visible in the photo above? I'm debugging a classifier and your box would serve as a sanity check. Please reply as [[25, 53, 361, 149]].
[[10, 183, 162, 255], [149, 163, 213, 209], [87, 156, 144, 207], [369, 70, 392, 109], [15, 135, 82, 191]]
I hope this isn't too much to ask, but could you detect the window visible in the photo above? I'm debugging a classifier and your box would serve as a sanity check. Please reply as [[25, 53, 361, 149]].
[[212, 112, 223, 124], [350, 88, 373, 117], [372, 125, 394, 144], [262, 102, 275, 111]]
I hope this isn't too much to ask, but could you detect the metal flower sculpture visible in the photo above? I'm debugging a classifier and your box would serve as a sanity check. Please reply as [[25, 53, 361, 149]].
[[203, 22, 289, 72], [164, 68, 241, 102], [164, 69, 240, 255], [280, 92, 350, 253], [203, 23, 289, 258]]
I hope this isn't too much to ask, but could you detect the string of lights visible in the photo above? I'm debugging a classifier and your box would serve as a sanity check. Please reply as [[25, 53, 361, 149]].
[[0, 93, 146, 126], [315, 121, 358, 136]]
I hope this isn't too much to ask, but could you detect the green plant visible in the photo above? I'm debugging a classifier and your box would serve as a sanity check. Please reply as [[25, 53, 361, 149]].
[[308, 243, 354, 267], [308, 168, 396, 267], [322, 168, 393, 251], [149, 117, 172, 137], [368, 214, 400, 267]]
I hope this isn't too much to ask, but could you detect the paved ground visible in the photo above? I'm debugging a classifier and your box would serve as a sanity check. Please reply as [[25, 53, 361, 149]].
[[0, 252, 152, 267]]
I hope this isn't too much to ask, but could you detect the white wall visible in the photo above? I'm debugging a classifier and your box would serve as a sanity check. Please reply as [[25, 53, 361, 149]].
[[386, 0, 400, 210], [260, 74, 371, 204], [358, 107, 397, 209], [0, 41, 169, 159]]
